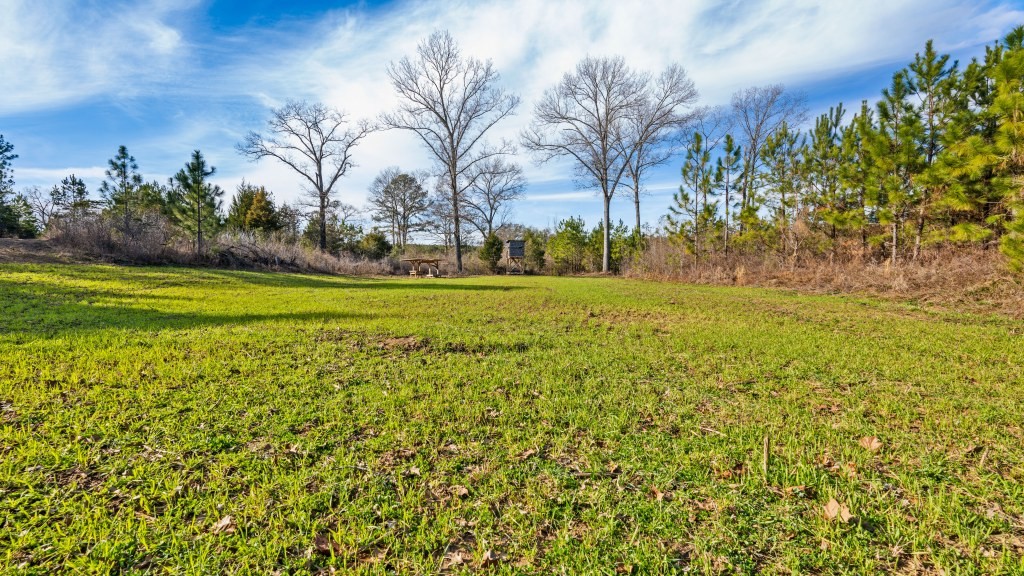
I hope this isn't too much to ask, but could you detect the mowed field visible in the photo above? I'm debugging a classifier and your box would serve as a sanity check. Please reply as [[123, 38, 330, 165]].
[[1, 264, 1022, 575]]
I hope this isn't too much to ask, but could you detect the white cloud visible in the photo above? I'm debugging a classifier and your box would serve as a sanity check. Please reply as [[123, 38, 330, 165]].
[[0, 0, 194, 114], [207, 0, 1022, 214], [4, 0, 1023, 226], [525, 191, 597, 202]]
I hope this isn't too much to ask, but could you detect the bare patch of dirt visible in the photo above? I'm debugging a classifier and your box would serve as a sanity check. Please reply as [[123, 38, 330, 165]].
[[379, 336, 426, 352]]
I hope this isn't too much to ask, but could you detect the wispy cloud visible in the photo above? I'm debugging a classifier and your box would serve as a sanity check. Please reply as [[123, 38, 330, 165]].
[[4, 0, 1022, 226], [0, 0, 195, 115]]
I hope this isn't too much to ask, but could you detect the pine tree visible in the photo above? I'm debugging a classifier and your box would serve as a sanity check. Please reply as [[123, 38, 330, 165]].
[[666, 133, 717, 262], [99, 146, 146, 237], [52, 175, 92, 219], [761, 122, 803, 255], [867, 72, 926, 265], [838, 102, 877, 251], [244, 187, 280, 232], [0, 135, 21, 237], [989, 27, 1024, 270], [805, 105, 851, 250], [170, 150, 223, 254], [715, 135, 742, 256], [934, 42, 1003, 244], [226, 182, 258, 230], [907, 40, 959, 258]]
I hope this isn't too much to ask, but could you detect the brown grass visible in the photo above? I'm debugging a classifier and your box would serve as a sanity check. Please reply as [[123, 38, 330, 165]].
[[626, 237, 1024, 317], [36, 215, 392, 275]]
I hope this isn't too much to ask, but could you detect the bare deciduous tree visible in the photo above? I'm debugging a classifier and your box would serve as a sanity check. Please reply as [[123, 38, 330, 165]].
[[426, 182, 456, 254], [238, 100, 373, 252], [382, 30, 519, 272], [24, 186, 56, 230], [730, 85, 807, 220], [522, 56, 647, 273], [621, 64, 699, 237], [367, 167, 431, 250], [462, 157, 525, 239]]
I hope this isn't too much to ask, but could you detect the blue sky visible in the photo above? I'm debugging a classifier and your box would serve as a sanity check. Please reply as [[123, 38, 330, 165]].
[[3, 0, 1023, 237]]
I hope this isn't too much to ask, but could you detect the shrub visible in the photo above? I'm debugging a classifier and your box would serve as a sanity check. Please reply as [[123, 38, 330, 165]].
[[547, 217, 588, 274], [358, 230, 392, 260], [523, 228, 547, 272], [481, 233, 504, 273]]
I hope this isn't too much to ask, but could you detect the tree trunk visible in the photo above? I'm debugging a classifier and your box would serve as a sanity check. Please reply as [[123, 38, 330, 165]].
[[891, 221, 898, 267], [197, 199, 202, 255], [451, 175, 463, 273], [913, 206, 925, 261], [724, 176, 730, 257], [603, 195, 611, 273], [632, 175, 642, 240], [780, 189, 787, 256], [318, 193, 328, 252]]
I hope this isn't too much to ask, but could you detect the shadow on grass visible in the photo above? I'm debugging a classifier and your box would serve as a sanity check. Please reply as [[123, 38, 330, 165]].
[[197, 266, 528, 289], [0, 276, 379, 339], [201, 269, 526, 292]]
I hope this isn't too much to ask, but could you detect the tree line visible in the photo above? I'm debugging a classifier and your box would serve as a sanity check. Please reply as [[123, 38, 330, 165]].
[[4, 27, 1024, 273], [662, 29, 1024, 272]]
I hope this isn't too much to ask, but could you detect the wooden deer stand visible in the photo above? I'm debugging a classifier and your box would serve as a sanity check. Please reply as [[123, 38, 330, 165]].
[[506, 240, 525, 275]]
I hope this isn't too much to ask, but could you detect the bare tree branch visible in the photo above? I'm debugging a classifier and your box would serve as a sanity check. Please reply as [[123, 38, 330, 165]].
[[620, 63, 700, 237], [381, 30, 519, 272], [462, 157, 526, 239], [730, 85, 808, 220], [237, 100, 375, 251], [521, 56, 647, 272]]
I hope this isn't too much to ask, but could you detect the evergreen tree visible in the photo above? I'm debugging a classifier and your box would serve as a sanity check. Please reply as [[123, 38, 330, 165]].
[[987, 27, 1024, 270], [867, 72, 926, 264], [226, 182, 258, 230], [666, 133, 718, 261], [226, 182, 279, 233], [0, 135, 16, 197], [99, 146, 146, 237], [0, 135, 22, 237], [761, 122, 803, 255], [804, 105, 852, 248], [523, 228, 547, 272], [547, 217, 588, 274], [715, 135, 742, 255], [934, 42, 1004, 244], [838, 102, 877, 250], [481, 233, 504, 273], [170, 150, 223, 254], [245, 187, 280, 232], [907, 40, 959, 257], [52, 175, 93, 219]]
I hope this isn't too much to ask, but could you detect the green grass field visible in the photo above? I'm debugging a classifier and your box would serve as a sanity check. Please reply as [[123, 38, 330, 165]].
[[1, 264, 1022, 574]]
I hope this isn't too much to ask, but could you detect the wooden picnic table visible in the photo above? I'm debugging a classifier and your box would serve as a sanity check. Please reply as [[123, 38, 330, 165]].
[[401, 258, 442, 277]]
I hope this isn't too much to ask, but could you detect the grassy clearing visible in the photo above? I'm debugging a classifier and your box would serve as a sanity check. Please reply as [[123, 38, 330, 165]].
[[1, 264, 1022, 574]]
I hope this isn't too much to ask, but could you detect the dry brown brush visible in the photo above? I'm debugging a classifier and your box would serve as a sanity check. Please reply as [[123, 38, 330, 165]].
[[626, 236, 1024, 317]]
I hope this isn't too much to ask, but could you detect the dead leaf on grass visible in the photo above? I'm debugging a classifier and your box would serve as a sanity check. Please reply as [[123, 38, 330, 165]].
[[442, 550, 466, 568], [783, 485, 811, 498], [843, 462, 858, 479], [480, 549, 502, 567], [452, 485, 469, 498], [211, 515, 235, 534], [313, 534, 343, 556], [518, 448, 537, 460], [859, 436, 883, 452], [823, 498, 855, 523], [650, 486, 671, 502]]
